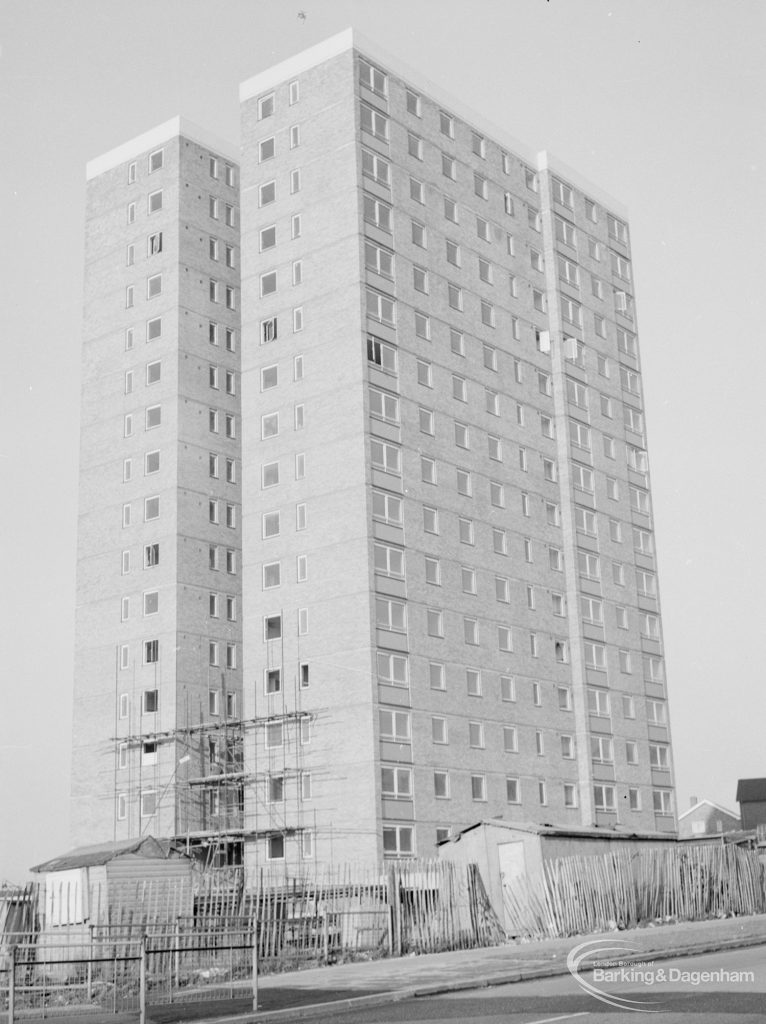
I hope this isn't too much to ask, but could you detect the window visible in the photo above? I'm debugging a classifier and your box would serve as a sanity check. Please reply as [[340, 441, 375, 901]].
[[367, 335, 397, 373], [419, 407, 434, 435], [442, 153, 456, 180], [258, 181, 277, 209], [371, 439, 401, 475], [362, 148, 390, 186], [374, 542, 404, 579], [476, 216, 491, 242], [410, 177, 425, 204], [506, 778, 520, 804], [365, 239, 394, 278], [266, 835, 284, 861], [147, 274, 162, 299], [366, 287, 395, 326], [456, 469, 471, 496], [373, 490, 403, 525], [383, 826, 414, 858], [423, 505, 439, 534], [261, 412, 279, 439], [626, 741, 639, 765], [433, 770, 450, 799], [488, 435, 502, 461], [376, 597, 406, 633], [480, 301, 495, 327], [500, 675, 516, 702], [591, 736, 614, 764], [427, 608, 444, 638], [580, 596, 603, 625], [471, 775, 487, 801], [444, 197, 458, 223], [555, 216, 577, 248], [142, 689, 159, 714], [262, 510, 280, 539], [414, 309, 430, 338], [407, 132, 423, 160], [263, 561, 281, 589], [440, 110, 454, 137], [377, 652, 409, 688], [140, 791, 157, 818], [594, 785, 616, 812], [431, 716, 448, 744], [490, 481, 505, 508], [148, 189, 162, 214], [379, 708, 410, 741], [653, 790, 673, 815], [497, 625, 512, 652], [427, 662, 445, 692], [608, 213, 629, 244], [360, 103, 389, 140], [382, 765, 413, 802], [587, 688, 610, 717], [535, 730, 545, 756], [416, 359, 432, 387], [468, 721, 484, 748], [411, 219, 427, 247], [359, 57, 387, 95], [502, 725, 518, 753]]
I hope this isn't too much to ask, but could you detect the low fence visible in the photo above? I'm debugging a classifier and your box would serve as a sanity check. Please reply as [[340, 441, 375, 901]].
[[0, 932, 256, 1022], [503, 842, 766, 941]]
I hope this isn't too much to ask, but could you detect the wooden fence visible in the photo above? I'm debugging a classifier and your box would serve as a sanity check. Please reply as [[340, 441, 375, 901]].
[[503, 843, 766, 941], [1, 860, 503, 971]]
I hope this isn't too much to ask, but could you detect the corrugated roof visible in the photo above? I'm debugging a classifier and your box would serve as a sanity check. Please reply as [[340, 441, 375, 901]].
[[30, 836, 170, 873], [736, 778, 766, 802], [446, 819, 676, 844]]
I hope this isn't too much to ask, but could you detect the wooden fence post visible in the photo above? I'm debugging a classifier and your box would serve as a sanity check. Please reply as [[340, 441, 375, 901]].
[[139, 933, 147, 1024], [87, 923, 94, 1001], [251, 933, 259, 1012], [8, 946, 15, 1024]]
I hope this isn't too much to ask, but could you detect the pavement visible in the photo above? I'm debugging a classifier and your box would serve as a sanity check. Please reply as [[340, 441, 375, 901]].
[[160, 913, 766, 1022], [15, 914, 766, 1023]]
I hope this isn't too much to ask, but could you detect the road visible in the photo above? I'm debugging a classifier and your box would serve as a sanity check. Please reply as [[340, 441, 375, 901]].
[[303, 943, 766, 1023]]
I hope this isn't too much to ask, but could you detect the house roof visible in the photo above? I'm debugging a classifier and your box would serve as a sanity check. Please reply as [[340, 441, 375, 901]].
[[444, 819, 675, 844], [678, 799, 740, 822], [30, 836, 175, 873], [736, 778, 766, 803]]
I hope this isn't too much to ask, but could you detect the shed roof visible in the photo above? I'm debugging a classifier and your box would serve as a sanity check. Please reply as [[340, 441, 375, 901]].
[[30, 836, 176, 873], [443, 819, 675, 845], [736, 778, 766, 803]]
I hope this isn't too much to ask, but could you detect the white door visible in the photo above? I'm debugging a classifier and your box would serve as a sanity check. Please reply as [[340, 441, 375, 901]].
[[497, 841, 526, 932]]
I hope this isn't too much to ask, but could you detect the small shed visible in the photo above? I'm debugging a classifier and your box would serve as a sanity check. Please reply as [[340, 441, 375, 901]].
[[736, 778, 766, 831], [438, 819, 678, 931], [30, 837, 193, 937], [677, 798, 740, 838]]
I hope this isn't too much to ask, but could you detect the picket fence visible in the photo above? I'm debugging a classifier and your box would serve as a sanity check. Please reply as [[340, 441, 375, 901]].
[[2, 859, 504, 971], [503, 842, 766, 940]]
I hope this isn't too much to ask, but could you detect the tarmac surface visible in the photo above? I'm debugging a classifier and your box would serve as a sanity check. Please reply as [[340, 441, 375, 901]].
[[206, 914, 766, 1022]]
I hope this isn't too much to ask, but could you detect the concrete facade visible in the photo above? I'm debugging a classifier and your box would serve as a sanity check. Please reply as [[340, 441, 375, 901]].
[[236, 31, 676, 876], [72, 32, 676, 875], [72, 121, 243, 855]]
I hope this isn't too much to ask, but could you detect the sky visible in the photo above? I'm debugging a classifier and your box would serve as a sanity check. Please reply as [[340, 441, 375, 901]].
[[1, 0, 764, 882]]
